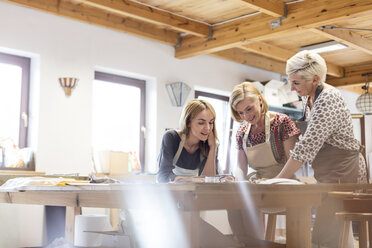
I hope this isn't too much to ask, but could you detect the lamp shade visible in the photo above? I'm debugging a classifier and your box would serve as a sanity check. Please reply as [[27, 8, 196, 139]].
[[356, 92, 372, 114], [165, 82, 191, 107]]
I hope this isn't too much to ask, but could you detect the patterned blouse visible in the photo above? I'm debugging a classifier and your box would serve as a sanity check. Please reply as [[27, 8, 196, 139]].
[[289, 87, 367, 183], [236, 113, 300, 164]]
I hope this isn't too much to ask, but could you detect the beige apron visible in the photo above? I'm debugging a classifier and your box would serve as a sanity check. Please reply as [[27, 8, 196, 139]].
[[172, 133, 204, 177], [312, 144, 359, 183], [243, 112, 283, 179], [311, 146, 359, 247], [298, 86, 359, 183]]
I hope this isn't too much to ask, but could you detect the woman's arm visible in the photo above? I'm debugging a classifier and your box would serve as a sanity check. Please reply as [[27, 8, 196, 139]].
[[283, 135, 298, 161], [201, 131, 217, 176], [157, 131, 177, 183], [270, 114, 301, 179], [234, 149, 248, 181], [275, 158, 303, 178]]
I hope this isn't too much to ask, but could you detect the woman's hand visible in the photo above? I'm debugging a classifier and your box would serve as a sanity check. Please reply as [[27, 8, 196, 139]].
[[174, 176, 193, 183], [174, 176, 205, 183], [219, 175, 235, 182], [252, 178, 268, 184], [207, 131, 216, 148]]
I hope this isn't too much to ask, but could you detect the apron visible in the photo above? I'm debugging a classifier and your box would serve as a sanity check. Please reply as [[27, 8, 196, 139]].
[[172, 133, 204, 177], [295, 85, 323, 135], [312, 144, 359, 183], [296, 85, 359, 183], [243, 112, 283, 179]]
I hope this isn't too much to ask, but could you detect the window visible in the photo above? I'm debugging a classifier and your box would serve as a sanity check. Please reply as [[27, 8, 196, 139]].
[[0, 52, 30, 148], [195, 91, 239, 174], [93, 72, 146, 171]]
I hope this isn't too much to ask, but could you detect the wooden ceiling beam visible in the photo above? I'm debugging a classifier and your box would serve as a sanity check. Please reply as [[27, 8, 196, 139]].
[[211, 48, 286, 75], [326, 65, 372, 87], [327, 75, 367, 87], [72, 0, 210, 37], [239, 42, 345, 77], [239, 42, 293, 61], [175, 0, 372, 59], [2, 0, 179, 45], [241, 0, 284, 17], [326, 63, 345, 78], [311, 28, 372, 56], [338, 84, 366, 95]]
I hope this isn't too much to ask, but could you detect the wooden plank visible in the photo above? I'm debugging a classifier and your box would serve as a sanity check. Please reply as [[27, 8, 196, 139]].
[[328, 75, 368, 86], [182, 211, 200, 248], [129, 0, 257, 24], [72, 0, 210, 37], [0, 171, 45, 175], [242, 0, 284, 17], [311, 28, 372, 56], [183, 190, 322, 211], [65, 206, 81, 244], [211, 48, 286, 75], [2, 191, 78, 206], [239, 42, 294, 62], [326, 62, 345, 78], [327, 64, 372, 87], [265, 213, 278, 241], [175, 0, 372, 58], [286, 206, 312, 248], [338, 84, 366, 95], [2, 0, 178, 45], [239, 42, 344, 77]]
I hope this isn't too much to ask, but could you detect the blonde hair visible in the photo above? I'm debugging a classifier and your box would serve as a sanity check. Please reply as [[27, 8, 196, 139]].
[[286, 50, 327, 86], [229, 82, 268, 123], [179, 99, 218, 156]]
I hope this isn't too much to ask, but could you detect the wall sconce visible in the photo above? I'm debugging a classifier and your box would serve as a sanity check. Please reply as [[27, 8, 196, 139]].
[[165, 82, 191, 107], [59, 77, 78, 96]]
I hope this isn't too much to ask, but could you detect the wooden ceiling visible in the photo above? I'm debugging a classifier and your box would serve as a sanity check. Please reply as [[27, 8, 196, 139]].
[[4, 0, 372, 90]]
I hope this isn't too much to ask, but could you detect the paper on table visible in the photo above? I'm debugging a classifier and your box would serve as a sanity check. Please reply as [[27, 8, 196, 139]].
[[258, 178, 304, 185]]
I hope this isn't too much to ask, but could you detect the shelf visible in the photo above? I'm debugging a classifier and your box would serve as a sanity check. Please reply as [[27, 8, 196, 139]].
[[268, 105, 303, 119]]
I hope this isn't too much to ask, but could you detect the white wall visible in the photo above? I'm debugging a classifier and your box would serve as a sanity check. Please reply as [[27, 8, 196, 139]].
[[340, 89, 361, 114]]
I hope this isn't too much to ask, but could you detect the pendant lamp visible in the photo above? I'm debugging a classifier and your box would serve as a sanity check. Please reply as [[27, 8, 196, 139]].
[[355, 73, 372, 115]]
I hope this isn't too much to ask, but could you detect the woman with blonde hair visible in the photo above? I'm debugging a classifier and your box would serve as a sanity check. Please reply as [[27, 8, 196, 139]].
[[156, 99, 246, 248], [157, 99, 218, 183], [274, 50, 368, 248], [157, 98, 282, 247], [229, 82, 300, 181], [228, 81, 300, 242]]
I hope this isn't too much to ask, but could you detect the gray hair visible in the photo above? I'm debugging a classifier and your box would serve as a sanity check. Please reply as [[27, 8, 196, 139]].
[[286, 50, 327, 86]]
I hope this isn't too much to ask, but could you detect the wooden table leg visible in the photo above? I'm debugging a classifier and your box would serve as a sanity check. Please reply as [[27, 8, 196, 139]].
[[65, 206, 81, 244], [265, 213, 277, 241], [286, 206, 312, 248], [368, 220, 372, 248], [359, 220, 368, 248], [183, 211, 200, 248]]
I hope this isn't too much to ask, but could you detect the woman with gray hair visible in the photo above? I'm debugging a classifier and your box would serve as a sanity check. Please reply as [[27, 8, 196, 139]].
[[276, 50, 367, 248]]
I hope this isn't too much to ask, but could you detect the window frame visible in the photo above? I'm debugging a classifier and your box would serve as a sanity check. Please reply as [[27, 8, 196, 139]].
[[195, 90, 234, 173], [0, 52, 31, 149], [94, 71, 146, 171], [351, 114, 368, 181]]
